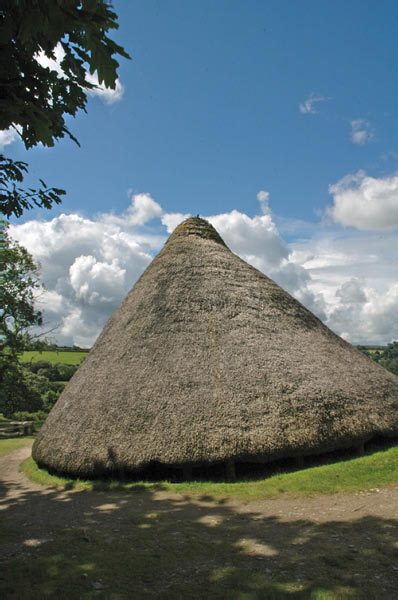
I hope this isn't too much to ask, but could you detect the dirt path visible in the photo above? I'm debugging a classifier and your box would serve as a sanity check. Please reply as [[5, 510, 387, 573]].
[[2, 445, 398, 528], [1, 445, 398, 598]]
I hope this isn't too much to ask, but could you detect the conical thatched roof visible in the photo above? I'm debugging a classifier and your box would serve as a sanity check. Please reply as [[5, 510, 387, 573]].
[[33, 217, 398, 478]]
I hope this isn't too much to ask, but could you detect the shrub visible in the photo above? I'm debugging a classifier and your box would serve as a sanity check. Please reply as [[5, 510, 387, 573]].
[[0, 364, 43, 417], [13, 410, 48, 422]]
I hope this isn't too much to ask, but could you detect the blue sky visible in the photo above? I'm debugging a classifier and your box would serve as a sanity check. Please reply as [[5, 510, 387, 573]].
[[4, 0, 398, 346]]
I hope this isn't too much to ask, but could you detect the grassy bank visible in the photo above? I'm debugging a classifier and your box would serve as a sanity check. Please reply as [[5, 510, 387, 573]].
[[20, 444, 398, 500]]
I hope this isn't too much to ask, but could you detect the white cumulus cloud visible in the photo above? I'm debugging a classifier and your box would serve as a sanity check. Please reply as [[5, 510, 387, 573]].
[[85, 72, 124, 105], [103, 193, 163, 227], [326, 280, 398, 344], [35, 43, 124, 106], [9, 212, 153, 347], [208, 208, 288, 271], [289, 231, 398, 344], [8, 190, 398, 347], [69, 255, 126, 303], [35, 44, 65, 76], [328, 171, 398, 231], [350, 119, 373, 145], [0, 128, 19, 150], [257, 190, 270, 215], [299, 94, 329, 114]]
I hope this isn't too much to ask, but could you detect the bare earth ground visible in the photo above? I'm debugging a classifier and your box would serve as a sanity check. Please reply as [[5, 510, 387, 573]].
[[1, 444, 398, 599]]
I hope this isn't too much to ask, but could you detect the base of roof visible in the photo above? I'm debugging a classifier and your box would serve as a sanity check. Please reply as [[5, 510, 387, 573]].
[[35, 433, 397, 483]]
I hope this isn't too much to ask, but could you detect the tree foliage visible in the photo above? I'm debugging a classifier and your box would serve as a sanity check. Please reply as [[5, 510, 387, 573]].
[[358, 343, 398, 376], [23, 359, 78, 382], [379, 342, 398, 375], [0, 0, 130, 218], [0, 220, 44, 414], [0, 154, 65, 218], [0, 220, 43, 355], [1, 366, 44, 417]]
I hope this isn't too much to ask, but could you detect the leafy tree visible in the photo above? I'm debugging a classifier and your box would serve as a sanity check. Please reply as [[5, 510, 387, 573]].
[[357, 343, 398, 376], [0, 154, 66, 219], [42, 389, 62, 412], [23, 360, 78, 382], [383, 341, 398, 359], [24, 360, 53, 374], [55, 363, 78, 381], [379, 341, 398, 375], [0, 0, 130, 219], [1, 366, 43, 417], [380, 358, 398, 375], [0, 220, 44, 414]]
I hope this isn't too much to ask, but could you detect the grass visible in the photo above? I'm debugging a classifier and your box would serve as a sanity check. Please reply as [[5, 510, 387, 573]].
[[0, 436, 35, 455], [20, 443, 398, 499], [20, 351, 88, 365]]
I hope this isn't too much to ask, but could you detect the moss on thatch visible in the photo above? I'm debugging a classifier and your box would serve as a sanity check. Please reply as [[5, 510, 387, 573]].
[[32, 218, 398, 479], [166, 215, 227, 247]]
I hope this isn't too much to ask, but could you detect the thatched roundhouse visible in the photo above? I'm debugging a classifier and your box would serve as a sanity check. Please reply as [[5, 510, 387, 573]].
[[33, 217, 398, 479]]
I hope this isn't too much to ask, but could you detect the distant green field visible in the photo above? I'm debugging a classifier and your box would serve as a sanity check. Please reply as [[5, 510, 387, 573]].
[[20, 351, 88, 365]]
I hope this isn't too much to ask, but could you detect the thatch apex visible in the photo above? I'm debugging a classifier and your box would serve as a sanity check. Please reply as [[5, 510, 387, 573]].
[[166, 216, 227, 247], [32, 217, 398, 480]]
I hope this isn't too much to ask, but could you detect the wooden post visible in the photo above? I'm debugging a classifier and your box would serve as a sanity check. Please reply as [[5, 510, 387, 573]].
[[183, 465, 192, 480], [225, 458, 236, 481], [357, 443, 365, 456], [23, 422, 33, 435]]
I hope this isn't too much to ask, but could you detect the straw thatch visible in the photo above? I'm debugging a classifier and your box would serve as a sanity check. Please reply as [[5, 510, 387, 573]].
[[33, 217, 398, 478]]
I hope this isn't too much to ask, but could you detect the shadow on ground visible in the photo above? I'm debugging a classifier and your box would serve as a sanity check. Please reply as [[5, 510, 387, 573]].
[[1, 452, 397, 599]]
